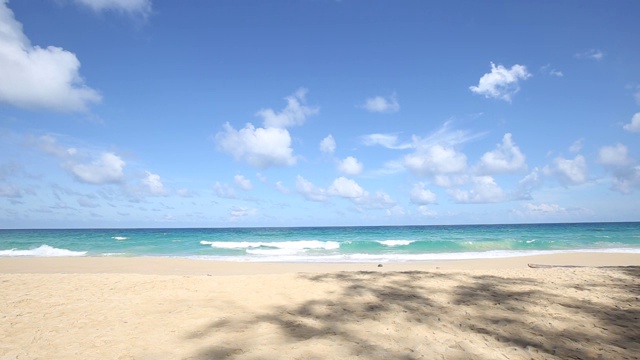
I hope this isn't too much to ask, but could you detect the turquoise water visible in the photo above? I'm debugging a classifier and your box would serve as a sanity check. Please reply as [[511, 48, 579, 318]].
[[1, 222, 639, 262]]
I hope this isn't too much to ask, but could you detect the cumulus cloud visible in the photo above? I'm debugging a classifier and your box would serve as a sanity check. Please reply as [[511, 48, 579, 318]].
[[469, 62, 531, 102], [319, 134, 336, 154], [361, 133, 411, 149], [216, 89, 318, 169], [337, 156, 363, 175], [361, 93, 399, 113], [575, 49, 605, 61], [409, 182, 437, 205], [477, 133, 527, 174], [352, 190, 396, 210], [404, 144, 467, 177], [295, 175, 327, 202], [72, 0, 152, 16], [327, 177, 366, 198], [0, 0, 101, 112], [598, 143, 640, 193], [401, 122, 484, 179], [623, 112, 640, 132], [544, 155, 588, 185], [234, 174, 252, 190], [598, 143, 632, 168], [32, 134, 128, 186], [142, 171, 166, 196], [256, 88, 318, 128], [71, 152, 125, 184], [447, 176, 506, 203], [216, 123, 296, 169]]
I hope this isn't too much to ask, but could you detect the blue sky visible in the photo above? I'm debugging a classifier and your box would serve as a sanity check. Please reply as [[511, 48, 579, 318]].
[[1, 0, 639, 228]]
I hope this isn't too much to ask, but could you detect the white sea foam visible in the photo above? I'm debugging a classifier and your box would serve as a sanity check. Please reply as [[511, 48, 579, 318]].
[[181, 248, 640, 263], [377, 240, 415, 247], [0, 244, 87, 257], [200, 240, 340, 250], [112, 236, 128, 241]]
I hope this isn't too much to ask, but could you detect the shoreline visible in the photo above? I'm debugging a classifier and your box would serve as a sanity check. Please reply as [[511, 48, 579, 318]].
[[1, 252, 639, 275]]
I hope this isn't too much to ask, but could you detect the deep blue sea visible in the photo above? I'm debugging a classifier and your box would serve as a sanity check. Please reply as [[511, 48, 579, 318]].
[[1, 222, 639, 262]]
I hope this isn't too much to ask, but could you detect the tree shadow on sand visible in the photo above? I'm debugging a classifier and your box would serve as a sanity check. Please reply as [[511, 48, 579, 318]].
[[185, 267, 640, 359]]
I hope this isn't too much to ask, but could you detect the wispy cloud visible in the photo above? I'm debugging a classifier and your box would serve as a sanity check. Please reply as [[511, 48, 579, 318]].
[[72, 0, 152, 17], [575, 49, 605, 61], [361, 93, 399, 113]]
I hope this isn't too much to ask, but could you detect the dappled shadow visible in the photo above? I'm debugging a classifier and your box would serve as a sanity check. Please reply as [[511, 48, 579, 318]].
[[185, 267, 640, 359]]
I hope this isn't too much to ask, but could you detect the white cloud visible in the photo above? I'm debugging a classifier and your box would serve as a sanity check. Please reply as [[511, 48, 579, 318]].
[[477, 133, 527, 174], [598, 143, 632, 168], [275, 181, 289, 194], [71, 152, 125, 184], [597, 143, 640, 194], [0, 0, 101, 112], [319, 134, 336, 154], [32, 134, 126, 185], [545, 155, 588, 185], [327, 177, 365, 198], [541, 64, 563, 77], [575, 49, 605, 61], [229, 206, 257, 221], [516, 167, 543, 197], [610, 166, 640, 194], [361, 93, 399, 113], [361, 133, 411, 149], [417, 205, 436, 216], [404, 144, 467, 177], [337, 156, 363, 175], [256, 88, 318, 128], [401, 123, 486, 178], [256, 173, 268, 183], [142, 171, 166, 196], [448, 176, 506, 203], [569, 139, 584, 153], [623, 112, 640, 132], [524, 203, 566, 214], [353, 190, 396, 210], [295, 175, 327, 202], [176, 188, 192, 197], [409, 182, 437, 205], [216, 122, 296, 169], [213, 182, 236, 199], [72, 0, 152, 16], [469, 62, 531, 102], [234, 174, 252, 190]]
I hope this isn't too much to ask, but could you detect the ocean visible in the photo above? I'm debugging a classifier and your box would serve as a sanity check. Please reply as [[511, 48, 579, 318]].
[[1, 222, 639, 262]]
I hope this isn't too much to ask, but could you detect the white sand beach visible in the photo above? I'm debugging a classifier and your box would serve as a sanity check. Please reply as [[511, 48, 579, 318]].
[[1, 253, 639, 359]]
